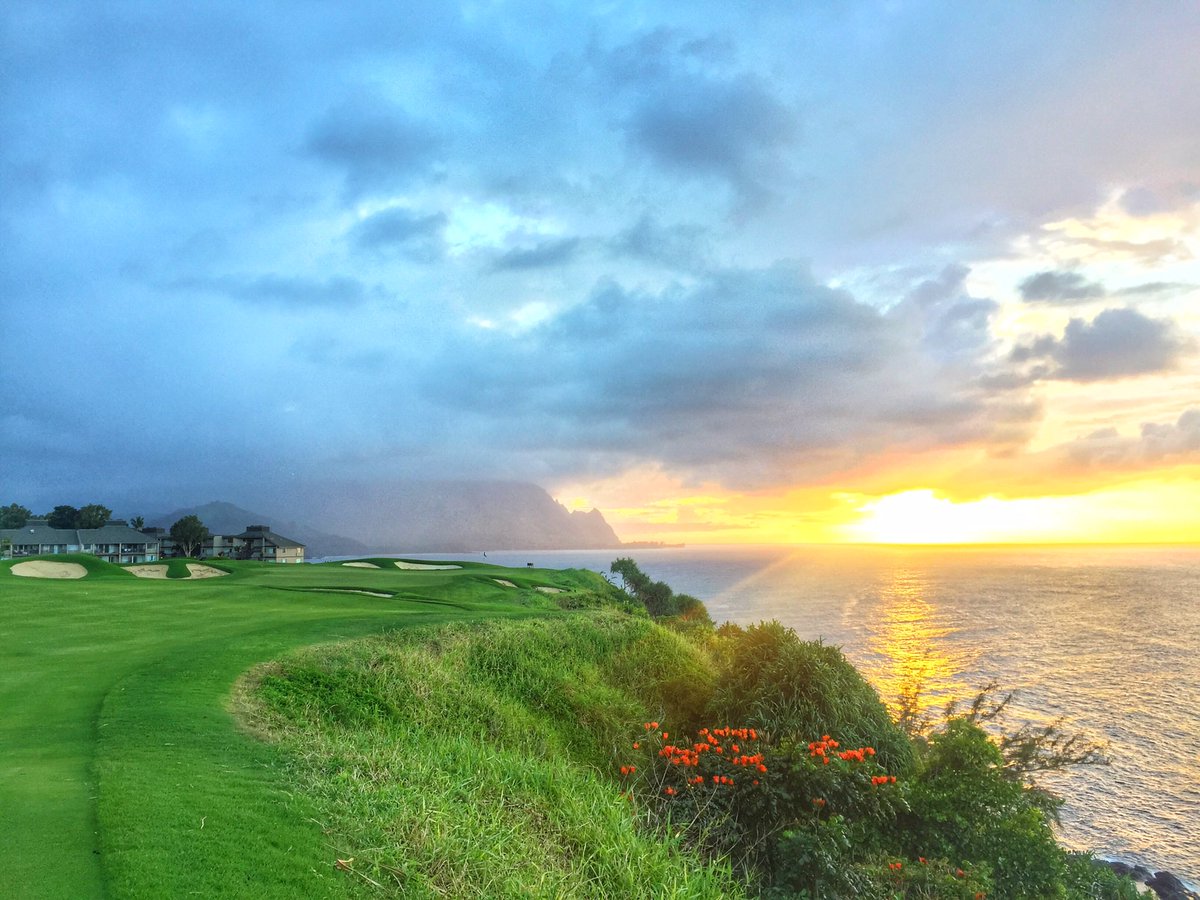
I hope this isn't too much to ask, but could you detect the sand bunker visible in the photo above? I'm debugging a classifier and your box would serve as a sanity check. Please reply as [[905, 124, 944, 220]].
[[129, 565, 169, 578], [11, 560, 88, 579], [127, 563, 228, 579], [535, 586, 564, 594], [186, 564, 227, 579], [394, 561, 462, 570], [494, 579, 517, 588], [342, 561, 380, 569]]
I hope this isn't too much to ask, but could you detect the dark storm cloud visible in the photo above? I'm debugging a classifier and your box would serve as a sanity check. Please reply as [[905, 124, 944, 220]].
[[490, 237, 583, 272], [305, 97, 442, 194], [351, 207, 447, 261], [1011, 307, 1190, 381], [1019, 270, 1107, 304]]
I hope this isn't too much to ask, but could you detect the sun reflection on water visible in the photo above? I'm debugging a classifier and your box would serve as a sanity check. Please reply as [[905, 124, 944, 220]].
[[856, 568, 974, 718]]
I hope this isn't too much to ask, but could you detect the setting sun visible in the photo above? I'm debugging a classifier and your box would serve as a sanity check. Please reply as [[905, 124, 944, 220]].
[[840, 480, 1200, 545]]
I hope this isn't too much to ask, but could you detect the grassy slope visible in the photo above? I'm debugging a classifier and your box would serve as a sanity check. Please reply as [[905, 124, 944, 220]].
[[0, 556, 588, 899], [243, 611, 738, 898]]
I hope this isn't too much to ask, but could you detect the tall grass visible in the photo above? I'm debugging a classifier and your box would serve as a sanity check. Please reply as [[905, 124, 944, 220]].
[[241, 611, 741, 898]]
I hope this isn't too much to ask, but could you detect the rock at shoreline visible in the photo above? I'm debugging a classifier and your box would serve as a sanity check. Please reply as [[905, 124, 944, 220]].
[[1100, 862, 1198, 900], [1145, 870, 1200, 900]]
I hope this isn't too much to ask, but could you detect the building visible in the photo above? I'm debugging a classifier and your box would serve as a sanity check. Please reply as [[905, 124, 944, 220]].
[[0, 519, 160, 563], [229, 525, 305, 563], [144, 523, 305, 563]]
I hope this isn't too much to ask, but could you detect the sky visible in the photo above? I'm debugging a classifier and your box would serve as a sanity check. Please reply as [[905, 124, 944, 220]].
[[4, 1, 1200, 543]]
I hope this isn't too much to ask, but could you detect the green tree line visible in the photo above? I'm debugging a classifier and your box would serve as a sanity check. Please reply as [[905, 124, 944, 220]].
[[0, 503, 147, 530]]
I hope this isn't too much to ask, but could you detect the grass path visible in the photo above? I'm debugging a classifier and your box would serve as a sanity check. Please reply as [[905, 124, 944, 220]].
[[0, 556, 579, 898]]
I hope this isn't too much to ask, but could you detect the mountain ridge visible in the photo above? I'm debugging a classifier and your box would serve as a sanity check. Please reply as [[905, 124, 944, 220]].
[[150, 482, 624, 557]]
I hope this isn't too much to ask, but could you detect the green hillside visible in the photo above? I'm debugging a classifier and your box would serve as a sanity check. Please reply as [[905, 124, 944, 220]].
[[1, 555, 1139, 899], [0, 556, 600, 898]]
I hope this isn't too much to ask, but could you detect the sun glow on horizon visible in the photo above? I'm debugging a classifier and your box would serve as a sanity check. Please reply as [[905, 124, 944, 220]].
[[564, 467, 1200, 547], [841, 480, 1200, 545], [843, 490, 1078, 544]]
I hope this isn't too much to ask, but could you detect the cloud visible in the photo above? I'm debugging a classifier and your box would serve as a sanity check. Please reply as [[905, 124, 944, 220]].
[[1010, 307, 1189, 382], [891, 264, 999, 363], [1062, 410, 1200, 470], [607, 215, 710, 267], [628, 74, 797, 204], [1119, 183, 1200, 217], [7, 3, 1200, 511], [351, 207, 447, 261], [305, 97, 441, 195], [416, 263, 1035, 487], [171, 274, 376, 308], [490, 236, 582, 271], [1017, 270, 1193, 305], [1019, 270, 1107, 304]]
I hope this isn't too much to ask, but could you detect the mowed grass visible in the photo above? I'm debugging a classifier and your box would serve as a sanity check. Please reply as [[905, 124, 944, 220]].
[[0, 555, 590, 898], [242, 611, 739, 898]]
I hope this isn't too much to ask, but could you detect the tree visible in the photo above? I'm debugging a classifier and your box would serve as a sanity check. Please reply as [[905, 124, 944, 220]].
[[77, 504, 113, 529], [128, 516, 145, 530], [0, 503, 31, 529], [48, 505, 80, 529], [169, 515, 209, 558]]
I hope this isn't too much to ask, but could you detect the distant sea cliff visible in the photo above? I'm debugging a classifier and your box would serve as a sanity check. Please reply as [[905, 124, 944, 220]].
[[154, 481, 625, 558]]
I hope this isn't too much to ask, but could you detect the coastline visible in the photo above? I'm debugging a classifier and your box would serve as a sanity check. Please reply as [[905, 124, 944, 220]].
[[314, 546, 1200, 888], [1099, 860, 1199, 899]]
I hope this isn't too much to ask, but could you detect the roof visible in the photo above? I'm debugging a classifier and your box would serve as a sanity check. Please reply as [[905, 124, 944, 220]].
[[0, 524, 80, 544], [232, 528, 305, 549], [78, 524, 160, 543], [0, 523, 159, 545]]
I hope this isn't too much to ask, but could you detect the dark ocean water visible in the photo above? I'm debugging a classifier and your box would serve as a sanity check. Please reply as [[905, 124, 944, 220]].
[[363, 544, 1200, 884]]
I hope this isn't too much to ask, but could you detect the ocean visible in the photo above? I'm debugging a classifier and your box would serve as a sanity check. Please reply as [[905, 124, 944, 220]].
[[370, 544, 1200, 884]]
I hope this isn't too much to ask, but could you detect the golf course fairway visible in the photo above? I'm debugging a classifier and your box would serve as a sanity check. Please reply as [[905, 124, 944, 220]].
[[0, 555, 594, 898]]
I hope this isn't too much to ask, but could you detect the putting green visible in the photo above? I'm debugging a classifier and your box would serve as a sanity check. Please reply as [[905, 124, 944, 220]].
[[0, 556, 585, 898]]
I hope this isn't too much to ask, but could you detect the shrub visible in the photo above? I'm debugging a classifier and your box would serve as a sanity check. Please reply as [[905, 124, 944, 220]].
[[899, 718, 1067, 897], [707, 621, 915, 774], [615, 722, 911, 892]]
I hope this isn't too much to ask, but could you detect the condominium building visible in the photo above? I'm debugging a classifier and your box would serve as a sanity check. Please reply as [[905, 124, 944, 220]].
[[0, 520, 160, 563]]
